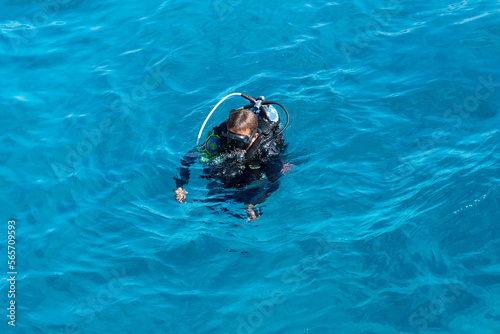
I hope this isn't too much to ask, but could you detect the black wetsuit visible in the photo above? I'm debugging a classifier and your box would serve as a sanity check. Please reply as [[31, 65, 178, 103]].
[[174, 125, 284, 206]]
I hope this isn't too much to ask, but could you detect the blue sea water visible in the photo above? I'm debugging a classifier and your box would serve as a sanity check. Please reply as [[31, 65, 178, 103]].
[[1, 0, 500, 333]]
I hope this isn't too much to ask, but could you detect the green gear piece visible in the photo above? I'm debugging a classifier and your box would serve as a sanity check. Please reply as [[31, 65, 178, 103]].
[[198, 130, 224, 163]]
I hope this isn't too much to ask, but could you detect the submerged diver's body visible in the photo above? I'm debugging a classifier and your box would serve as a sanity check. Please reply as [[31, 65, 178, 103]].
[[174, 108, 285, 219]]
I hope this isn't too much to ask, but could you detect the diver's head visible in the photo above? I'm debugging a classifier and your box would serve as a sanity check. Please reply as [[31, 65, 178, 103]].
[[223, 109, 259, 152]]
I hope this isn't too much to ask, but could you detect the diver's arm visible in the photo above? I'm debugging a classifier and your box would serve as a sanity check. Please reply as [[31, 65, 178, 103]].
[[173, 149, 199, 202], [264, 155, 284, 182], [244, 158, 283, 220], [258, 155, 284, 202]]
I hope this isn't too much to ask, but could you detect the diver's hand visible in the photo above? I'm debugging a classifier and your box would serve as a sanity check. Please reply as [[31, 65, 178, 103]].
[[246, 204, 259, 221], [173, 187, 188, 203]]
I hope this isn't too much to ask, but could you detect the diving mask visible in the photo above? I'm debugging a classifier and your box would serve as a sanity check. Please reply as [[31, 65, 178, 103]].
[[221, 130, 257, 151]]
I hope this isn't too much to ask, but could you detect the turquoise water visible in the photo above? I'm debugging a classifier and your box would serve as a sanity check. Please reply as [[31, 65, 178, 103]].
[[1, 0, 500, 333]]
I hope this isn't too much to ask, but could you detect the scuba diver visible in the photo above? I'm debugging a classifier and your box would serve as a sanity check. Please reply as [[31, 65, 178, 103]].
[[173, 93, 290, 220]]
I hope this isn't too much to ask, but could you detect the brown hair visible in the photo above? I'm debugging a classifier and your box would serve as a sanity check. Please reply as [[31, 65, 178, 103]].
[[226, 109, 258, 133]]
